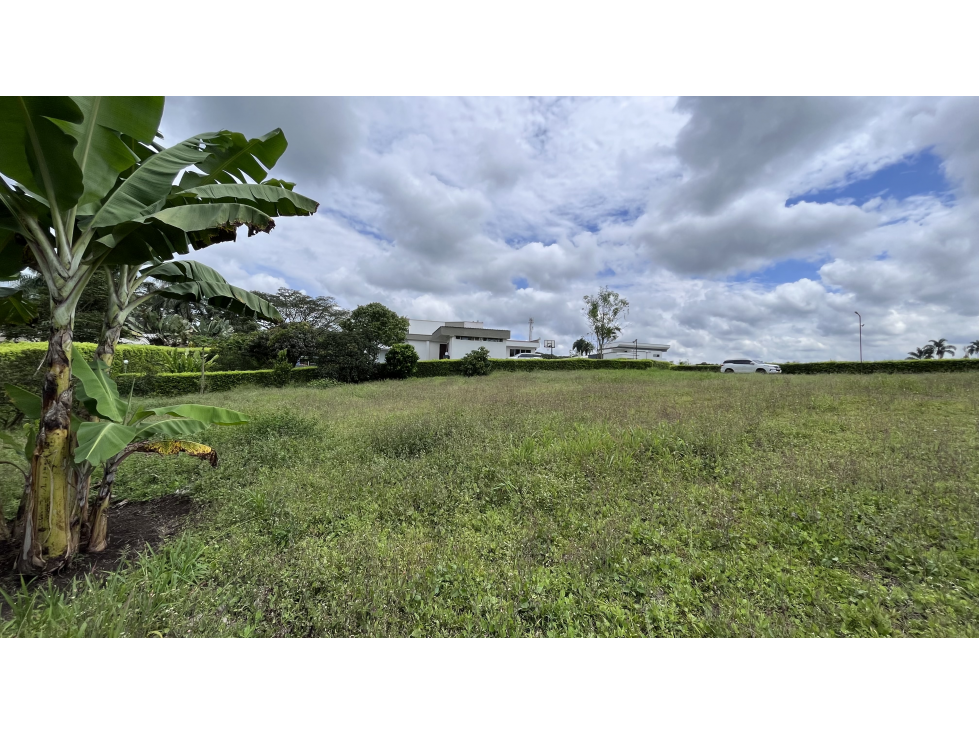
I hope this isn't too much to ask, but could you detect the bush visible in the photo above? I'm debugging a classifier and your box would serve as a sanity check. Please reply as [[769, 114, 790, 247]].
[[270, 349, 293, 387], [315, 329, 377, 383], [459, 347, 492, 377], [385, 343, 419, 379]]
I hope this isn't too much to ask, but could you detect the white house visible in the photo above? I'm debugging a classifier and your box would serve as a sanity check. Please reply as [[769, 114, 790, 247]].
[[379, 319, 540, 361], [591, 340, 670, 360]]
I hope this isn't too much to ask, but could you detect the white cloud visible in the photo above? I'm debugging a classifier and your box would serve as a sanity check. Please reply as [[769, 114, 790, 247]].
[[165, 96, 979, 362]]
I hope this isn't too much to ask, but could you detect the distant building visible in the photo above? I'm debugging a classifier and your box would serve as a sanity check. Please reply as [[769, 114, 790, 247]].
[[379, 319, 540, 361], [590, 340, 670, 360]]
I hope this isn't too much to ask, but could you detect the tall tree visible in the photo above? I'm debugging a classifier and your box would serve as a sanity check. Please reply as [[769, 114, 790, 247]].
[[965, 339, 979, 358], [927, 338, 956, 359], [582, 287, 629, 358], [255, 288, 348, 330], [0, 97, 318, 573]]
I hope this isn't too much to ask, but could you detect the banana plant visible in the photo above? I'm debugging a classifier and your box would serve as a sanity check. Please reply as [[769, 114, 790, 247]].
[[0, 96, 317, 573], [3, 352, 248, 553], [0, 426, 33, 542]]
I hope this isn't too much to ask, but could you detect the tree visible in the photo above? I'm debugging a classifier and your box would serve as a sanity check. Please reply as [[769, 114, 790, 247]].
[[316, 303, 409, 383], [906, 346, 935, 360], [965, 339, 979, 358], [459, 346, 492, 376], [384, 343, 419, 378], [341, 303, 410, 354], [255, 288, 348, 330], [582, 287, 629, 358], [0, 96, 318, 573], [572, 337, 595, 356], [928, 338, 956, 359]]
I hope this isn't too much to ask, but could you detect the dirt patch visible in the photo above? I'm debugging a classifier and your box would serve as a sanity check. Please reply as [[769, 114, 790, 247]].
[[0, 494, 195, 591]]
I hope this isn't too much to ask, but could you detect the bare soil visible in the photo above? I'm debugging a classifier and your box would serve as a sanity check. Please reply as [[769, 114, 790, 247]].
[[0, 494, 194, 591]]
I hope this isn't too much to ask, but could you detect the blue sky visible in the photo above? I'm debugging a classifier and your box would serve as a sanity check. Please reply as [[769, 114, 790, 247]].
[[160, 96, 979, 363]]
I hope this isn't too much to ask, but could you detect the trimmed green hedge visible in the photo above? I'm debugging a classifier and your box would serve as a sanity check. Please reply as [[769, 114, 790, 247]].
[[413, 358, 662, 378], [777, 359, 979, 375], [115, 366, 319, 397], [1, 341, 223, 418]]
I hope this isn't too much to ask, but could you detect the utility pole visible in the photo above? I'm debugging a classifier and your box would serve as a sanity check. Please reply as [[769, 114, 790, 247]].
[[855, 311, 864, 363], [528, 317, 534, 342], [633, 339, 638, 360]]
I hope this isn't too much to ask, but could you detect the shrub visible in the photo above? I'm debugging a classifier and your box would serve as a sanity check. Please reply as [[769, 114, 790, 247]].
[[385, 343, 419, 379], [459, 347, 492, 377], [315, 329, 377, 383], [270, 349, 293, 387]]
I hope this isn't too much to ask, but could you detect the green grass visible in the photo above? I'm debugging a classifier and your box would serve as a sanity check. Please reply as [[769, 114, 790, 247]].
[[3, 369, 979, 637]]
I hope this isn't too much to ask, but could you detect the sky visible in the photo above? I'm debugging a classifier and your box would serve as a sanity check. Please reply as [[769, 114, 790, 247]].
[[159, 96, 979, 363]]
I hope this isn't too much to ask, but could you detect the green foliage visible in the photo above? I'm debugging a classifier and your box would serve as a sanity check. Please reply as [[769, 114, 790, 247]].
[[252, 288, 347, 330], [583, 287, 629, 356], [315, 329, 377, 383], [271, 349, 293, 387], [114, 366, 318, 398], [778, 360, 979, 375], [572, 338, 595, 356], [212, 322, 317, 371], [459, 346, 492, 377], [384, 343, 419, 379], [159, 348, 216, 375], [340, 303, 410, 352]]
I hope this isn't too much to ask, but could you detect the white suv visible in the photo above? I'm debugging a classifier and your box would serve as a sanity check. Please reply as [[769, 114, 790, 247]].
[[720, 359, 781, 374]]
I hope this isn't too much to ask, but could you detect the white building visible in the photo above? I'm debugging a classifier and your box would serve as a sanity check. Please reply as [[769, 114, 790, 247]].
[[591, 340, 670, 360], [380, 319, 540, 361]]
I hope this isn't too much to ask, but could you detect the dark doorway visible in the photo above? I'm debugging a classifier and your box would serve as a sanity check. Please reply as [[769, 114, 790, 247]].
[[439, 343, 449, 359]]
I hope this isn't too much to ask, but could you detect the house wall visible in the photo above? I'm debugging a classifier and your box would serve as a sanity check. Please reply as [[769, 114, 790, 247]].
[[449, 336, 507, 359]]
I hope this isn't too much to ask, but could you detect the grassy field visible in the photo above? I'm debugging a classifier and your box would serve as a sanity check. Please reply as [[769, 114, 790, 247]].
[[2, 368, 979, 637]]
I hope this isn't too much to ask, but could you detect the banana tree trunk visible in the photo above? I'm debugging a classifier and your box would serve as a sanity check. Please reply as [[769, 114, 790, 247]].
[[87, 457, 123, 553], [18, 324, 79, 574], [79, 312, 125, 551]]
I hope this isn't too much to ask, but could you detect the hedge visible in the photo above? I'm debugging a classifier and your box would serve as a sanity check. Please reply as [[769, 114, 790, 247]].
[[412, 358, 663, 378], [114, 366, 319, 397], [1, 341, 224, 418], [776, 359, 979, 375]]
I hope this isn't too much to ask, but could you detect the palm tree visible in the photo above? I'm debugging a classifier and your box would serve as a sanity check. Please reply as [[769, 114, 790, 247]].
[[965, 339, 979, 358], [928, 338, 956, 359], [572, 337, 595, 356], [906, 346, 934, 360]]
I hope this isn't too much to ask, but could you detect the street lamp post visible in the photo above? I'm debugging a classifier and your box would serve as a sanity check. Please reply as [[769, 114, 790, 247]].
[[854, 312, 864, 363]]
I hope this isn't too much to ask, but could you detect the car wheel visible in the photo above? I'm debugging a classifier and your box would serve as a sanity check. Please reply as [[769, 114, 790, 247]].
[[756, 368, 767, 374], [724, 368, 734, 373]]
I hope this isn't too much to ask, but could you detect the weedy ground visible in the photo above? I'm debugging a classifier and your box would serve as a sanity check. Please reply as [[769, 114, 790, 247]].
[[2, 369, 978, 637]]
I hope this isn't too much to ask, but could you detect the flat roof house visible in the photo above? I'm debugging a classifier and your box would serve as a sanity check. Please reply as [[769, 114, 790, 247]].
[[379, 319, 540, 361]]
